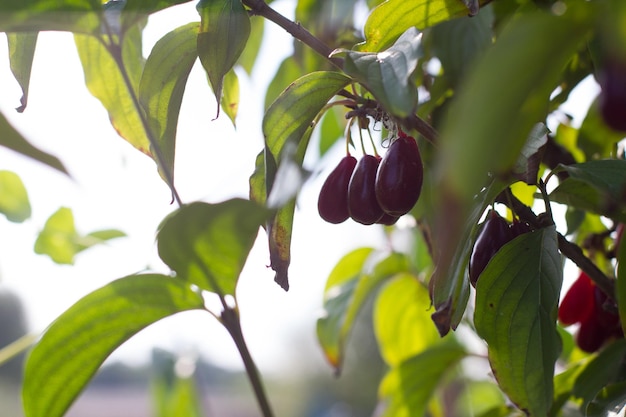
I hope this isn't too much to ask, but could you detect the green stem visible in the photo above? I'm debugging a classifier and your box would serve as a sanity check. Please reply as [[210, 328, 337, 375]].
[[221, 307, 275, 417]]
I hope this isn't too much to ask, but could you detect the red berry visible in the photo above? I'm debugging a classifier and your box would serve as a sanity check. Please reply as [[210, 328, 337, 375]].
[[558, 272, 595, 326], [318, 155, 357, 224], [576, 314, 609, 353], [375, 136, 423, 216], [469, 210, 513, 287], [348, 155, 384, 225]]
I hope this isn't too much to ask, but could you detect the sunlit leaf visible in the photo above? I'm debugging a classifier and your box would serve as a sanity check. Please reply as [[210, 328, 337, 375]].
[[34, 207, 125, 264], [75, 28, 151, 156], [0, 170, 30, 223], [340, 27, 421, 118], [120, 0, 192, 32], [263, 71, 351, 162], [157, 199, 269, 296], [197, 0, 250, 117], [237, 16, 264, 75], [0, 0, 100, 34], [550, 160, 626, 223], [374, 273, 439, 366], [474, 226, 562, 416], [264, 57, 303, 110], [378, 339, 466, 417], [359, 0, 491, 52], [22, 274, 205, 417], [438, 6, 593, 202], [0, 111, 68, 175], [221, 69, 240, 126], [453, 380, 507, 417], [139, 22, 199, 185], [317, 249, 409, 372], [7, 32, 38, 112]]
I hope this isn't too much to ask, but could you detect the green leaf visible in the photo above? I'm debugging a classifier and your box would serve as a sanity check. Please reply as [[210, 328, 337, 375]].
[[549, 362, 587, 417], [374, 273, 439, 366], [550, 160, 626, 223], [75, 29, 151, 156], [120, 0, 192, 33], [474, 226, 563, 416], [438, 6, 593, 202], [359, 0, 491, 52], [340, 27, 421, 118], [0, 170, 31, 223], [429, 179, 506, 336], [22, 274, 205, 417], [429, 5, 493, 87], [237, 16, 264, 75], [578, 98, 624, 160], [34, 207, 125, 264], [221, 69, 240, 126], [453, 380, 507, 417], [157, 199, 269, 296], [585, 381, 626, 417], [264, 57, 304, 110], [263, 71, 351, 162], [0, 0, 100, 34], [572, 339, 626, 412], [139, 22, 199, 185], [197, 0, 250, 117], [618, 226, 626, 336], [378, 339, 467, 417], [7, 32, 38, 112], [0, 111, 68, 175], [317, 249, 409, 372]]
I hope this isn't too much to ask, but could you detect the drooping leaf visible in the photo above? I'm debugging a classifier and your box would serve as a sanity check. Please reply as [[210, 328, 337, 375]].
[[572, 339, 626, 413], [429, 179, 507, 336], [550, 160, 626, 223], [340, 27, 421, 118], [7, 32, 38, 112], [0, 170, 31, 223], [374, 273, 439, 366], [221, 69, 240, 126], [139, 22, 199, 186], [34, 207, 125, 264], [317, 249, 409, 372], [474, 226, 562, 416], [75, 28, 150, 156], [438, 6, 594, 203], [378, 339, 467, 417], [157, 199, 269, 296], [197, 0, 250, 117], [22, 274, 205, 417], [0, 111, 68, 175], [359, 0, 491, 52], [0, 0, 101, 34]]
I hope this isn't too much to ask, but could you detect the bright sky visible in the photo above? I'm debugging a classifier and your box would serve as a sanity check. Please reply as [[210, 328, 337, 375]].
[[0, 0, 390, 374]]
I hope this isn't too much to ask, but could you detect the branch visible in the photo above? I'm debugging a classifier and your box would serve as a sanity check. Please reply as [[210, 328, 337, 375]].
[[495, 190, 615, 300], [242, 0, 344, 69]]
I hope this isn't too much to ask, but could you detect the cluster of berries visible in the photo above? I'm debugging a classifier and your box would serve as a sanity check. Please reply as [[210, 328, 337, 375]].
[[317, 132, 423, 226], [558, 271, 623, 352], [469, 210, 532, 287]]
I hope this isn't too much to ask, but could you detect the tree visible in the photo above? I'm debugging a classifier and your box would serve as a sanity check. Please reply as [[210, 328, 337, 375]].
[[1, 0, 626, 416]]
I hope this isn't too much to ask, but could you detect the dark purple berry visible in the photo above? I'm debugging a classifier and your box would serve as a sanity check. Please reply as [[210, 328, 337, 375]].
[[318, 155, 357, 224], [598, 60, 626, 132], [469, 210, 514, 287], [375, 136, 423, 216], [348, 155, 384, 225]]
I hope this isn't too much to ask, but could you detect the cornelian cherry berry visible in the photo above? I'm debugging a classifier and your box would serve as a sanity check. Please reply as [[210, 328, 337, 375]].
[[558, 272, 595, 326], [348, 155, 384, 225], [318, 155, 357, 224], [375, 135, 423, 216], [469, 210, 513, 287]]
